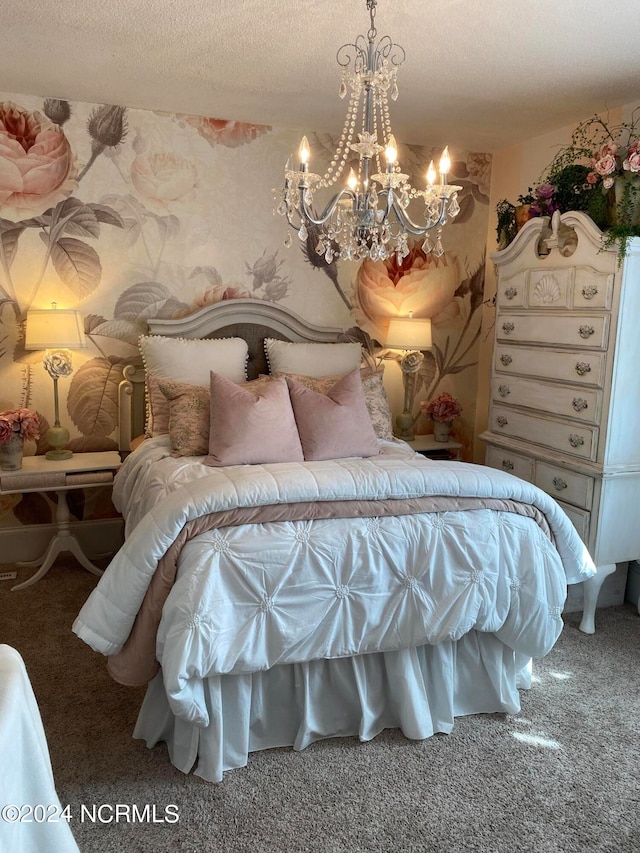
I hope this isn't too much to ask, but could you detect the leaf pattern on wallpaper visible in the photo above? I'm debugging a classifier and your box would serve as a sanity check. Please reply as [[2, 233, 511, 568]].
[[66, 434, 119, 453], [63, 488, 86, 522], [453, 192, 475, 225], [189, 266, 222, 287], [0, 193, 125, 323], [114, 281, 186, 321], [48, 198, 102, 239], [67, 357, 123, 436], [34, 412, 51, 456], [0, 220, 27, 270], [84, 314, 108, 334], [11, 318, 44, 366], [44, 236, 102, 298], [99, 194, 150, 247], [12, 492, 53, 526], [89, 318, 146, 346], [154, 214, 180, 242], [412, 352, 438, 405]]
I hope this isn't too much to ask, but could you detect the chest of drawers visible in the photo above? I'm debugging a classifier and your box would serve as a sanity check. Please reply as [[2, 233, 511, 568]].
[[480, 211, 640, 633]]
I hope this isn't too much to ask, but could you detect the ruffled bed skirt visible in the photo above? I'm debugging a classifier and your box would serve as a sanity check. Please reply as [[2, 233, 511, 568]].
[[133, 631, 532, 783]]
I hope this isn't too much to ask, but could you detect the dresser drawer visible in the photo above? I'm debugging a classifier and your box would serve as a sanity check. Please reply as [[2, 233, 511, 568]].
[[534, 462, 594, 509], [485, 446, 534, 481], [497, 313, 609, 349], [490, 405, 598, 460], [497, 272, 526, 307], [556, 501, 590, 544], [495, 345, 606, 387], [573, 269, 614, 310], [491, 377, 601, 425]]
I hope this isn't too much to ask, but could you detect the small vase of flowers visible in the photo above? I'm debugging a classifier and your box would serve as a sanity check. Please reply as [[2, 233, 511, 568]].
[[0, 408, 41, 470], [420, 392, 463, 442]]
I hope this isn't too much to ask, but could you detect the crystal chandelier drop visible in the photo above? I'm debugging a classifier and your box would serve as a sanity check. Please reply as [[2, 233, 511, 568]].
[[274, 0, 462, 264]]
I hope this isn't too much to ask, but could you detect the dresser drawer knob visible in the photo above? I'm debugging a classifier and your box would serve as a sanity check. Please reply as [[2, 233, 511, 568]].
[[552, 476, 568, 491], [498, 384, 511, 397], [501, 459, 514, 471], [575, 362, 591, 376], [572, 397, 588, 412], [582, 284, 598, 300], [578, 325, 595, 339], [568, 434, 585, 448], [504, 287, 518, 301], [502, 322, 515, 335], [496, 416, 509, 427], [500, 354, 513, 367]]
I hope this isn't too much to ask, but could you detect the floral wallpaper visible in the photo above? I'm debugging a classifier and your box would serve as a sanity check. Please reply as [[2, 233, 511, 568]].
[[0, 92, 490, 530]]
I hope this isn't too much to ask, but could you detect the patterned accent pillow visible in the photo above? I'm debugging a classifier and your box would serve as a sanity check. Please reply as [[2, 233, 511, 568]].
[[157, 380, 210, 457], [159, 376, 273, 457], [139, 335, 248, 436], [273, 367, 393, 441]]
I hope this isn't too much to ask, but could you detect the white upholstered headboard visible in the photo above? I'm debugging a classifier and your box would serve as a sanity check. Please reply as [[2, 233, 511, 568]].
[[117, 299, 345, 452]]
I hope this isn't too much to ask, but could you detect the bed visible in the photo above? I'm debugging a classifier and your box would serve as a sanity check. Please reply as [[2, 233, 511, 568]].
[[73, 299, 596, 783]]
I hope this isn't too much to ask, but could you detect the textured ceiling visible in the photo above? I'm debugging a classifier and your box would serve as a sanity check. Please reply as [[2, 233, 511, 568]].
[[2, 0, 639, 152]]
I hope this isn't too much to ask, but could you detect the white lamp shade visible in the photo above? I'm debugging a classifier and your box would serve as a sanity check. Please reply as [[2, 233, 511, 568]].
[[385, 316, 432, 350], [25, 309, 86, 350]]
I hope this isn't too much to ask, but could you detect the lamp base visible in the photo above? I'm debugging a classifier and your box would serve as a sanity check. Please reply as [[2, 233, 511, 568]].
[[394, 411, 415, 441], [45, 448, 73, 460], [45, 425, 73, 461]]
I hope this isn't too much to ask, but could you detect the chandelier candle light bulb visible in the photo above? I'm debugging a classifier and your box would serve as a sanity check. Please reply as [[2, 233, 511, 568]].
[[275, 0, 462, 264], [385, 135, 398, 167], [298, 136, 310, 169]]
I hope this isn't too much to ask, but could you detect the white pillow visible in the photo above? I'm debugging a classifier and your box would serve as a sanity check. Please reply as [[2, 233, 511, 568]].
[[139, 335, 248, 435], [264, 339, 362, 378]]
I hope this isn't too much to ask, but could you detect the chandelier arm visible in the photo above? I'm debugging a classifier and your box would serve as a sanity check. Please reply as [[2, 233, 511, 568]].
[[298, 186, 357, 227], [387, 195, 448, 236], [284, 204, 302, 230]]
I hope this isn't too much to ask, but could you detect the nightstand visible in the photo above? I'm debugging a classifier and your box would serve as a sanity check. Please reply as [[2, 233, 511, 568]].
[[404, 434, 463, 460], [0, 451, 121, 591]]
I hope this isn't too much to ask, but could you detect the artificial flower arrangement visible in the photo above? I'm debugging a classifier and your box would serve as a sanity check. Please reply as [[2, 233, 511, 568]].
[[0, 408, 41, 443], [496, 110, 640, 256], [420, 392, 463, 424]]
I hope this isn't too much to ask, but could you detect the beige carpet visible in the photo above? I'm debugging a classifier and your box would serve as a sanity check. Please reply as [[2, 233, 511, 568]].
[[1, 560, 639, 853]]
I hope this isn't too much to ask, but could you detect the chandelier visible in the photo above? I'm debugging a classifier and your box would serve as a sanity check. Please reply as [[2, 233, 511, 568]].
[[274, 0, 462, 264]]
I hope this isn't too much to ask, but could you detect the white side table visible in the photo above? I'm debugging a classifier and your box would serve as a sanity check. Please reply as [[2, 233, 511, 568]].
[[403, 434, 463, 460], [0, 451, 121, 591]]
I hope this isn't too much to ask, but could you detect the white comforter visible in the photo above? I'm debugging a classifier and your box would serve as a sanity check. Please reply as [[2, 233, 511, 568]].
[[73, 437, 595, 726]]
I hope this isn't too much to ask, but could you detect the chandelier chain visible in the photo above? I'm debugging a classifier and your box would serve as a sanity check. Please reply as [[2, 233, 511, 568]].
[[367, 0, 377, 41]]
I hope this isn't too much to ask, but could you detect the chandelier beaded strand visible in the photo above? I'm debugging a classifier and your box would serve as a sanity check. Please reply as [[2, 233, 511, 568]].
[[273, 0, 462, 264]]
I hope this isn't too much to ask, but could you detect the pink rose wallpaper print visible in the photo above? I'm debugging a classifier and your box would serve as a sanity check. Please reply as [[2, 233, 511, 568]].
[[0, 91, 490, 530]]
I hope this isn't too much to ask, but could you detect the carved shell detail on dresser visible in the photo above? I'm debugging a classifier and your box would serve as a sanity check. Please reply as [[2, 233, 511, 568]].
[[532, 274, 561, 304]]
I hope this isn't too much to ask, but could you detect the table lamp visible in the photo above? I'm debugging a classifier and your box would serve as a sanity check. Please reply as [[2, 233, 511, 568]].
[[25, 306, 86, 460], [386, 313, 433, 441]]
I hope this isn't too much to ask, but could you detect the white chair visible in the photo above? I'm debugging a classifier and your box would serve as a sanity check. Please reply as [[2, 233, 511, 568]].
[[0, 645, 80, 853]]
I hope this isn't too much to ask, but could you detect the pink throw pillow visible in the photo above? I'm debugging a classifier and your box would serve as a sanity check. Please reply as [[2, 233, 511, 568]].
[[286, 369, 380, 461], [205, 373, 304, 466], [273, 367, 393, 441]]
